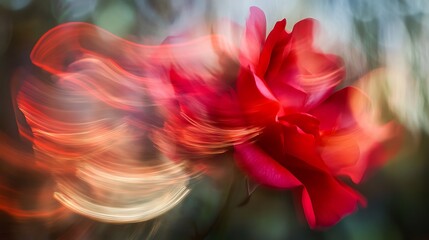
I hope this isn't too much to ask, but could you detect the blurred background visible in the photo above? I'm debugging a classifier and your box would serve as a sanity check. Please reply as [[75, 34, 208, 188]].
[[0, 0, 429, 239]]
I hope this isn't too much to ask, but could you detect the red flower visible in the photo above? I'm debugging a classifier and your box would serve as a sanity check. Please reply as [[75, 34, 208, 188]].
[[234, 7, 397, 228]]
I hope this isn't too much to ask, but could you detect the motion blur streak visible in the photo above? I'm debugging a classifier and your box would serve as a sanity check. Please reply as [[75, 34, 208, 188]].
[[14, 62, 192, 223], [54, 161, 190, 223], [0, 141, 67, 221], [155, 111, 263, 159], [29, 22, 237, 80], [0, 133, 43, 171], [0, 177, 66, 220], [3, 21, 238, 223]]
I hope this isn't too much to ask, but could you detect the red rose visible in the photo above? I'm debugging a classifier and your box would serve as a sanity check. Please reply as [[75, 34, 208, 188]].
[[234, 7, 397, 228]]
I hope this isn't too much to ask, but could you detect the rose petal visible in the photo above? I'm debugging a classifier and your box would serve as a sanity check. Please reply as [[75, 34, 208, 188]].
[[240, 6, 267, 67], [237, 68, 282, 125], [236, 120, 366, 228], [274, 122, 366, 228], [335, 122, 401, 183], [289, 19, 345, 107], [297, 170, 366, 228], [256, 18, 290, 78], [277, 122, 327, 172], [234, 143, 301, 189], [280, 113, 320, 137], [290, 18, 316, 50], [310, 87, 368, 132], [320, 133, 360, 178], [296, 52, 345, 108], [267, 80, 308, 113]]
